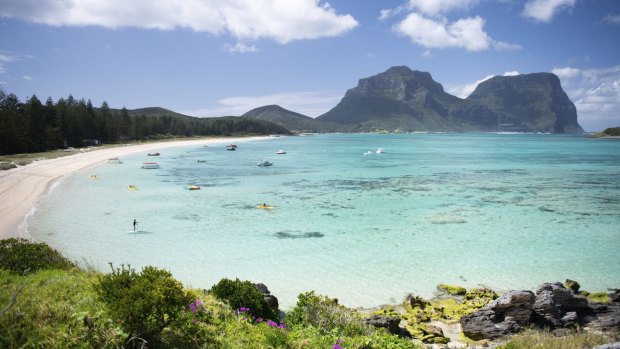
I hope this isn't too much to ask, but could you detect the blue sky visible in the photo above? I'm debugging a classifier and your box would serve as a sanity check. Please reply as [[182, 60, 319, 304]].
[[1, 0, 619, 131]]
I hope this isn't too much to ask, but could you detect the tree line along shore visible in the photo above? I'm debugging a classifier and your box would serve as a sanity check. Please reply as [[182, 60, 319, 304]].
[[1, 238, 618, 349], [0, 88, 290, 156]]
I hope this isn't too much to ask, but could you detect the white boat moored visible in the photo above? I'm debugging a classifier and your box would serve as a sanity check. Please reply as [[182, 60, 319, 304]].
[[141, 162, 160, 169]]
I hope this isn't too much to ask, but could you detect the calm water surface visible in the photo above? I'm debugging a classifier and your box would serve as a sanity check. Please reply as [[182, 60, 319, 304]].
[[28, 134, 620, 308]]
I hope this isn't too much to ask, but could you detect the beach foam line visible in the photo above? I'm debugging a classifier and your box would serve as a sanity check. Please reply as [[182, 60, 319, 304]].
[[0, 136, 272, 240]]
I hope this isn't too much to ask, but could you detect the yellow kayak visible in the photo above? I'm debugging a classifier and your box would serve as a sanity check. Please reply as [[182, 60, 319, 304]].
[[257, 205, 273, 209], [128, 186, 139, 191]]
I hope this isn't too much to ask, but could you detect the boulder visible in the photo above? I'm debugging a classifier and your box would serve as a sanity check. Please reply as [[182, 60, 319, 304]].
[[610, 289, 620, 303], [253, 283, 279, 311], [564, 279, 581, 293], [532, 282, 588, 328], [585, 303, 620, 334], [362, 314, 401, 335], [460, 290, 535, 340]]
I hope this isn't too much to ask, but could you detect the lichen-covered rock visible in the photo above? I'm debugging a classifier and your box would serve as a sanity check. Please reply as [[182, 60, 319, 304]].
[[362, 314, 401, 334], [460, 290, 535, 340], [465, 288, 498, 301], [589, 292, 611, 303], [406, 294, 430, 309], [406, 323, 450, 344], [564, 279, 581, 293], [438, 284, 467, 296]]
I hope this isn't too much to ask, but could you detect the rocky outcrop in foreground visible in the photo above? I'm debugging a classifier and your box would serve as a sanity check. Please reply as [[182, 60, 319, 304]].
[[461, 282, 620, 340]]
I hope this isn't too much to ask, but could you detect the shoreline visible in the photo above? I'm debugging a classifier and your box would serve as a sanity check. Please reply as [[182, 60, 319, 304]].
[[0, 136, 272, 240]]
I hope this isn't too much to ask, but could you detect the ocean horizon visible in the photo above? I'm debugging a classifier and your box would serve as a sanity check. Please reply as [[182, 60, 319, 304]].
[[27, 133, 620, 309]]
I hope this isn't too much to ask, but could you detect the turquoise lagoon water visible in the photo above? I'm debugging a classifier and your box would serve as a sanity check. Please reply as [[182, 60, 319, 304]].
[[28, 134, 620, 308]]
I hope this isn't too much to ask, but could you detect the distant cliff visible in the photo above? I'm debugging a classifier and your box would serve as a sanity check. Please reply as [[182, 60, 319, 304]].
[[315, 66, 583, 133]]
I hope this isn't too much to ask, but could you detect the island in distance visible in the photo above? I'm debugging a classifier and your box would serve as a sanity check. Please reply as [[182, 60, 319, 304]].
[[243, 65, 584, 134]]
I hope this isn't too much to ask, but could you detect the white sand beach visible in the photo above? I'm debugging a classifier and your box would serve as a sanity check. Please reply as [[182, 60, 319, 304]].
[[0, 137, 270, 240]]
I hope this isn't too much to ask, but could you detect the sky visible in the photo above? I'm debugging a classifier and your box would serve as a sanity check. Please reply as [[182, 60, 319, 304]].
[[0, 0, 619, 131]]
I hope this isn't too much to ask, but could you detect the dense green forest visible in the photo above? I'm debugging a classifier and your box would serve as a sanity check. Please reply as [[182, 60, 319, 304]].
[[0, 89, 291, 155]]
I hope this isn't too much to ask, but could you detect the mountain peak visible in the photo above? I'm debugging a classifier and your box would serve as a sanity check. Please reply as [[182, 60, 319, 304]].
[[316, 66, 582, 133]]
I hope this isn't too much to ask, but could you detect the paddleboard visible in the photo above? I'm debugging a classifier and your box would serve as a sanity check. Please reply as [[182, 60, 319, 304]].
[[128, 230, 150, 234]]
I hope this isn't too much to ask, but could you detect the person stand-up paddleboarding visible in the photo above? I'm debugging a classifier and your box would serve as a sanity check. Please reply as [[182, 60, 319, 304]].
[[133, 219, 138, 232]]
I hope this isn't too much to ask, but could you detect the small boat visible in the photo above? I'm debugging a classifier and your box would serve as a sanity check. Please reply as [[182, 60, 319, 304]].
[[257, 204, 273, 209], [108, 157, 123, 164], [141, 162, 160, 169], [257, 160, 273, 167], [187, 185, 201, 190], [276, 150, 286, 154], [376, 147, 385, 154], [197, 160, 207, 163], [128, 185, 139, 191], [363, 151, 372, 156], [148, 152, 160, 156], [226, 144, 237, 151]]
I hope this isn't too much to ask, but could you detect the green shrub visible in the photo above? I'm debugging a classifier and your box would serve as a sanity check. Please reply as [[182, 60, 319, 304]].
[[95, 264, 191, 346], [0, 269, 125, 348], [208, 278, 278, 321], [287, 291, 372, 337], [0, 238, 75, 274]]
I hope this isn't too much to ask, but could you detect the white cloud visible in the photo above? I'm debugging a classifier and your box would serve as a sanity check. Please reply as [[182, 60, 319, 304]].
[[0, 51, 20, 75], [394, 13, 519, 52], [552, 66, 580, 79], [180, 91, 343, 118], [446, 71, 521, 98], [0, 0, 358, 44], [406, 0, 479, 16], [553, 65, 620, 131], [523, 0, 575, 23], [602, 13, 620, 24], [222, 42, 258, 54], [22, 75, 33, 80], [493, 41, 522, 51]]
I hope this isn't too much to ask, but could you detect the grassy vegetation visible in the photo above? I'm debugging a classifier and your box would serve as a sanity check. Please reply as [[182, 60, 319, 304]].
[[496, 328, 615, 349], [0, 239, 419, 348], [1, 239, 617, 348]]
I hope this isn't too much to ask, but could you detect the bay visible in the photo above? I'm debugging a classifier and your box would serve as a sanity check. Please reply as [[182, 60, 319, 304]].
[[28, 133, 620, 308]]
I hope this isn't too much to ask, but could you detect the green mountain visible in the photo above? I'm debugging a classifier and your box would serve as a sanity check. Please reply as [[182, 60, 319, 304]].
[[316, 66, 583, 133], [127, 107, 190, 118], [463, 73, 583, 132], [241, 104, 338, 133]]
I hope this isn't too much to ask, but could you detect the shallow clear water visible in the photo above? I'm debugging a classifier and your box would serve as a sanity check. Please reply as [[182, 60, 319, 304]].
[[28, 134, 620, 308]]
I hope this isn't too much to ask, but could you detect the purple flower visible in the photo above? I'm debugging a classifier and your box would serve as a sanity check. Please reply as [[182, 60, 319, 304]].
[[237, 307, 249, 313], [195, 299, 203, 306], [266, 320, 278, 327], [192, 318, 197, 324], [332, 345, 343, 349], [256, 318, 263, 323]]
